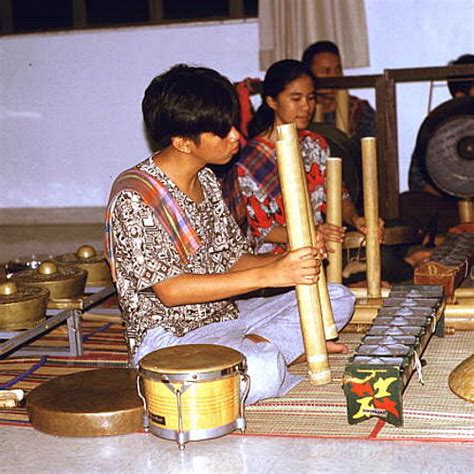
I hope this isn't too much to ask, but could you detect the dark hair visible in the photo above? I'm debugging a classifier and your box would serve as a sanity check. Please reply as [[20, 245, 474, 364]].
[[447, 54, 474, 97], [302, 41, 340, 68], [142, 64, 238, 149], [248, 59, 313, 138]]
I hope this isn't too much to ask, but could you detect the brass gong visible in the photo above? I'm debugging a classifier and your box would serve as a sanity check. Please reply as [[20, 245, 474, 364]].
[[0, 280, 49, 330], [14, 261, 87, 300], [448, 355, 474, 403], [27, 368, 144, 436], [54, 245, 112, 287]]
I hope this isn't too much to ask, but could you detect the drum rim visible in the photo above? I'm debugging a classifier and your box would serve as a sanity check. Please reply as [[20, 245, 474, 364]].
[[139, 362, 245, 382], [138, 344, 245, 374]]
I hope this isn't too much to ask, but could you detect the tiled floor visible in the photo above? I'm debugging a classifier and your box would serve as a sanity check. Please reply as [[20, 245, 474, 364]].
[[0, 426, 473, 474], [1, 224, 473, 473]]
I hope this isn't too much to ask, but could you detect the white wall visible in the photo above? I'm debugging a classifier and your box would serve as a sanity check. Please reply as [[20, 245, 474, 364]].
[[1, 0, 473, 209], [0, 20, 260, 208]]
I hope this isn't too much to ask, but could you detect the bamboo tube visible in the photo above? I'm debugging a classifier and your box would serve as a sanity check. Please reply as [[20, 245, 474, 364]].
[[276, 123, 331, 385], [336, 89, 349, 134], [454, 298, 474, 306], [361, 137, 382, 298], [455, 288, 474, 298], [349, 287, 390, 300], [286, 124, 337, 339], [458, 199, 474, 223], [300, 155, 338, 340], [349, 305, 380, 324], [326, 157, 343, 283], [349, 303, 474, 326], [313, 103, 324, 123], [445, 304, 474, 318]]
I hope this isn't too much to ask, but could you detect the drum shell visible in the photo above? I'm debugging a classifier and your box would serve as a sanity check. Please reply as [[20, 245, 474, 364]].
[[140, 371, 241, 432], [138, 344, 246, 438]]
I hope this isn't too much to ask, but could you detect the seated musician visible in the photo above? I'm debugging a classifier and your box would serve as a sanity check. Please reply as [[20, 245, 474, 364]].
[[234, 59, 383, 279], [302, 40, 376, 140], [105, 64, 356, 405]]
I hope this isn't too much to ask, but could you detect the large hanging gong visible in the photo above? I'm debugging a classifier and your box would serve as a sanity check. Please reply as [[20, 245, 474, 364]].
[[424, 96, 474, 198], [308, 122, 362, 206]]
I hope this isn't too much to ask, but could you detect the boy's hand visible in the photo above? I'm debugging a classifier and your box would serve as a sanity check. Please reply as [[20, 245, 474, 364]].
[[353, 216, 385, 243], [316, 223, 345, 256], [267, 247, 321, 287]]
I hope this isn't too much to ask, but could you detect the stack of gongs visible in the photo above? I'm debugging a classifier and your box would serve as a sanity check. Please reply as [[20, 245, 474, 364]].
[[0, 280, 49, 330], [14, 261, 87, 300], [54, 245, 112, 287]]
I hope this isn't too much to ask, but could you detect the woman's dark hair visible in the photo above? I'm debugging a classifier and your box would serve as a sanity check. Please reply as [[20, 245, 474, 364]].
[[247, 59, 313, 138], [142, 64, 238, 149], [447, 54, 474, 97], [302, 41, 341, 68]]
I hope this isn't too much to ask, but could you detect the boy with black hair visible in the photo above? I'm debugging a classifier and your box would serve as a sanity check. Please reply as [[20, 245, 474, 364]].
[[105, 64, 355, 404]]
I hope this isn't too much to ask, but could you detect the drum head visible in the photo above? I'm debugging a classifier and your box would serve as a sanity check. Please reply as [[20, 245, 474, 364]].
[[424, 97, 474, 198], [139, 344, 244, 374], [27, 368, 144, 436]]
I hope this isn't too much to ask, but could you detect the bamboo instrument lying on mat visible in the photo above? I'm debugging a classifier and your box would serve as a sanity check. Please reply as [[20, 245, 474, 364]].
[[275, 123, 335, 384]]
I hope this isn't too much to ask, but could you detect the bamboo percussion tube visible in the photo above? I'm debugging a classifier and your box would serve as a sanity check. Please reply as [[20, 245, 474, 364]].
[[361, 137, 382, 298], [349, 287, 390, 300], [285, 124, 338, 339], [444, 304, 474, 318], [458, 199, 474, 223], [454, 298, 474, 306], [313, 103, 324, 123], [336, 89, 349, 134], [455, 288, 474, 298], [301, 163, 338, 340], [350, 305, 380, 324], [276, 123, 331, 385], [326, 157, 343, 283]]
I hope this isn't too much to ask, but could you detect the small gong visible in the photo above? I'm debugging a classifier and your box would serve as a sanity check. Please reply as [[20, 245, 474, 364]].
[[0, 280, 49, 330], [449, 355, 474, 403], [27, 368, 144, 437], [14, 261, 87, 300], [54, 245, 112, 287]]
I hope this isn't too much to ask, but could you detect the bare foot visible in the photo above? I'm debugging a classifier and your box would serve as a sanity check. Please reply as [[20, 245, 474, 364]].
[[289, 341, 349, 365], [326, 341, 348, 354]]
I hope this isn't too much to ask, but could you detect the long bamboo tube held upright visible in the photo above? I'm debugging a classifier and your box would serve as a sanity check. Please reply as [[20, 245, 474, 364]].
[[336, 89, 349, 135], [326, 157, 343, 283], [361, 137, 382, 299], [301, 157, 338, 340], [275, 123, 331, 385], [293, 126, 338, 339]]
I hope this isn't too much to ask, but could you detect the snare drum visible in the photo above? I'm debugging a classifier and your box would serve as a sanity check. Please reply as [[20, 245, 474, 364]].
[[138, 344, 249, 449]]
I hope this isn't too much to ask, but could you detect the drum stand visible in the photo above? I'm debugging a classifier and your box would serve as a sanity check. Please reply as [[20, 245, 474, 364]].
[[138, 372, 250, 450]]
